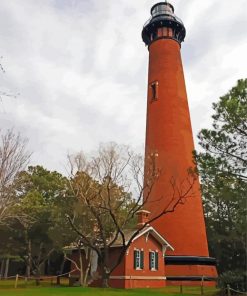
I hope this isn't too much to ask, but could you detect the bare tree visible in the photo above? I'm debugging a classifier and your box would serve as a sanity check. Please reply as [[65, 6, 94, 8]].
[[0, 57, 5, 74], [67, 143, 196, 288], [0, 57, 19, 103], [64, 240, 92, 287], [0, 129, 31, 223]]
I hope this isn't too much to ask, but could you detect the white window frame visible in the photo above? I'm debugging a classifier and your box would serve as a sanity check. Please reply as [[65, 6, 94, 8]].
[[150, 251, 156, 270], [149, 250, 158, 270], [135, 250, 141, 269], [134, 249, 144, 270]]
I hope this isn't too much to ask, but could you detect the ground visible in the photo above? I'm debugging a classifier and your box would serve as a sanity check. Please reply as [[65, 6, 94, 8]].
[[0, 280, 219, 296]]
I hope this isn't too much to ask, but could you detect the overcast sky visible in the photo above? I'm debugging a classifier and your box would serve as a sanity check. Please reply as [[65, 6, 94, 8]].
[[0, 0, 246, 173]]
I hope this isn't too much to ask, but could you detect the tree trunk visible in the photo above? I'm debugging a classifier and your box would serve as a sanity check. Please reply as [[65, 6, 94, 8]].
[[0, 259, 5, 279], [83, 263, 90, 287], [26, 239, 32, 277], [83, 249, 91, 287], [59, 257, 65, 275], [101, 248, 110, 288], [102, 268, 110, 288], [79, 249, 84, 286], [4, 258, 9, 279], [35, 266, 41, 286], [35, 242, 45, 285], [102, 275, 110, 288]]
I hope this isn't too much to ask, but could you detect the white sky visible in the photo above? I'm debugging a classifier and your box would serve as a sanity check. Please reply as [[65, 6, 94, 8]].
[[0, 0, 246, 173]]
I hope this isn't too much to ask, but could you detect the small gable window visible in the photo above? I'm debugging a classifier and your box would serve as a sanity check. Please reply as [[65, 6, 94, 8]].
[[134, 249, 144, 270], [149, 251, 158, 270], [150, 81, 158, 101]]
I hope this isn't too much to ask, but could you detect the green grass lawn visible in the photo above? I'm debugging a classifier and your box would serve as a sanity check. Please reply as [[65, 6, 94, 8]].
[[0, 280, 219, 296]]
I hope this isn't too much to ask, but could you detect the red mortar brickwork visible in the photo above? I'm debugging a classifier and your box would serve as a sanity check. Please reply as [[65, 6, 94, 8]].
[[145, 38, 209, 256], [143, 36, 217, 285]]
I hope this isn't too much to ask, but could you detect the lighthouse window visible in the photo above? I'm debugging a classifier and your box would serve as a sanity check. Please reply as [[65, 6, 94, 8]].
[[150, 81, 158, 101]]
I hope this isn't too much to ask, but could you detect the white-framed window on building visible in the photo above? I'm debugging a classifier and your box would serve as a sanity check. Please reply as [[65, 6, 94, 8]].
[[134, 249, 144, 270], [149, 251, 158, 270]]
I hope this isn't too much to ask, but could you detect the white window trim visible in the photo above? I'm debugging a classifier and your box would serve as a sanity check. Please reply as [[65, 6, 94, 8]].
[[149, 250, 158, 271], [150, 251, 156, 270], [135, 249, 141, 269]]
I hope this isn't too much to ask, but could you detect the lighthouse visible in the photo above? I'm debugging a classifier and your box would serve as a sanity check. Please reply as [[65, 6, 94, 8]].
[[142, 2, 217, 285]]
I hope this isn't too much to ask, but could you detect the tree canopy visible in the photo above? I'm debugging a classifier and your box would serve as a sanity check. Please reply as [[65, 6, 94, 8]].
[[2, 165, 75, 277], [195, 79, 247, 291]]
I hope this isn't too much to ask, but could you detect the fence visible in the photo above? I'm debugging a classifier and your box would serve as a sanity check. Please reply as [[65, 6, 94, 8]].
[[0, 269, 78, 288], [226, 284, 247, 296], [1, 273, 247, 294]]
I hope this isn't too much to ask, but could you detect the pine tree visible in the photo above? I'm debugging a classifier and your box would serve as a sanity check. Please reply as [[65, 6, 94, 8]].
[[196, 79, 247, 291]]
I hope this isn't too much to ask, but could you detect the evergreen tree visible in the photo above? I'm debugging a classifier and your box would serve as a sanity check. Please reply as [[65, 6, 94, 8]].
[[195, 79, 247, 291], [6, 166, 75, 277]]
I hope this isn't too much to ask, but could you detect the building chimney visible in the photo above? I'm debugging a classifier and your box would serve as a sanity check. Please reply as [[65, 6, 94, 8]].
[[136, 210, 151, 228]]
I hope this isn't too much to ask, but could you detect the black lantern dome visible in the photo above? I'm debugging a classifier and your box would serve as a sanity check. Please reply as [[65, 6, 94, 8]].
[[142, 2, 186, 46]]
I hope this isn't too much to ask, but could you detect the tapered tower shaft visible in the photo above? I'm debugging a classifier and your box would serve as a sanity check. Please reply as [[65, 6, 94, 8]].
[[142, 2, 217, 285], [145, 37, 209, 256]]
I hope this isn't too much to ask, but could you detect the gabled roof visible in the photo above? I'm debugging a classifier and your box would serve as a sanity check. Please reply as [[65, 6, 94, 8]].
[[132, 226, 174, 251], [112, 226, 174, 251], [64, 226, 174, 252]]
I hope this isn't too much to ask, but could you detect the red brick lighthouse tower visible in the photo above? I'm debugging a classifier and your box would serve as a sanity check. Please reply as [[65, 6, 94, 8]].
[[142, 2, 217, 285]]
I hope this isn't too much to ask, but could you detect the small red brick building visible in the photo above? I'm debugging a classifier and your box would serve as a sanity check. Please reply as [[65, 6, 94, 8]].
[[102, 225, 173, 288], [68, 211, 173, 288]]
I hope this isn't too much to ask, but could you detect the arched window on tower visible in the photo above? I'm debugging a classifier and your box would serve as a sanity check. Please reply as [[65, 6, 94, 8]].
[[150, 81, 158, 101]]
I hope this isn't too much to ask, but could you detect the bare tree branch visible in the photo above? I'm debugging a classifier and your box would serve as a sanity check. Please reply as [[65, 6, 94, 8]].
[[66, 143, 196, 287], [0, 129, 31, 223]]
